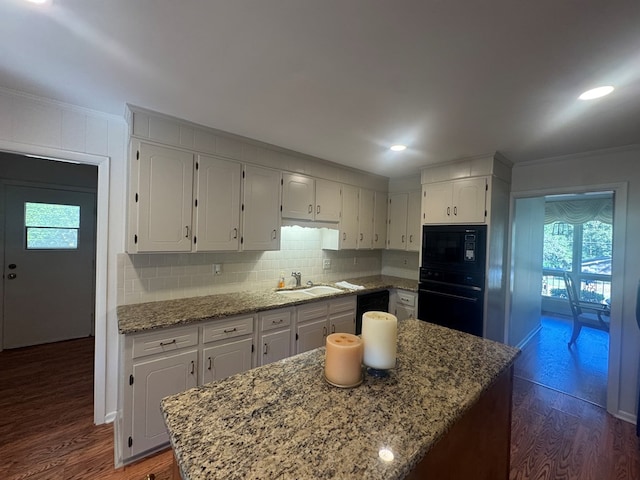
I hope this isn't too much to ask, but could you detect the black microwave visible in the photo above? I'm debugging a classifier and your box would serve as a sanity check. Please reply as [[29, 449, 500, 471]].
[[421, 225, 487, 273]]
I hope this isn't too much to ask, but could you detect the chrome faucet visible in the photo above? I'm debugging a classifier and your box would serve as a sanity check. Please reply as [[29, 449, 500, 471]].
[[291, 271, 302, 287]]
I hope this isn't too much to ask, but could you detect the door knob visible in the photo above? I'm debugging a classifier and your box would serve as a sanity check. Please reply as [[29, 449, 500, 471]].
[[7, 273, 17, 279]]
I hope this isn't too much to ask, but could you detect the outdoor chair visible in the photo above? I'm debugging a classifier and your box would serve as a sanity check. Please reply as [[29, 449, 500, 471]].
[[563, 272, 610, 347]]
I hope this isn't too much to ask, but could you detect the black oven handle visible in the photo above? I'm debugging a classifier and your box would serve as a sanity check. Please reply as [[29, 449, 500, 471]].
[[420, 278, 482, 292], [419, 289, 478, 303]]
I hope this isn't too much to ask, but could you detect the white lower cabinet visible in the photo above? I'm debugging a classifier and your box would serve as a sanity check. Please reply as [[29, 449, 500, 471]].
[[295, 296, 356, 354], [259, 308, 293, 366], [390, 289, 417, 321]]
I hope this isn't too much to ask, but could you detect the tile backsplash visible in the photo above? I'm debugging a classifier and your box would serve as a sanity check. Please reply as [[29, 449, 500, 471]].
[[118, 226, 385, 305]]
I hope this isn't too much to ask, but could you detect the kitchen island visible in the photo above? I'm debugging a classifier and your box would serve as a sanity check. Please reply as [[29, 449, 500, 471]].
[[161, 319, 519, 479]]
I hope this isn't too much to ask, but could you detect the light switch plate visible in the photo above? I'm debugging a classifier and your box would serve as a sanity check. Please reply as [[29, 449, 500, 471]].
[[213, 264, 222, 275]]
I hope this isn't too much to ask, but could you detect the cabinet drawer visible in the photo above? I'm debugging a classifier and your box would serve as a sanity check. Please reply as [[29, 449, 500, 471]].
[[202, 316, 254, 344], [297, 301, 329, 323], [132, 327, 198, 359], [397, 291, 416, 307], [329, 296, 356, 314], [260, 309, 292, 332]]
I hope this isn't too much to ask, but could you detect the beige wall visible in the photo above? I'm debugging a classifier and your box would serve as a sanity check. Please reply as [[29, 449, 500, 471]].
[[511, 145, 640, 422]]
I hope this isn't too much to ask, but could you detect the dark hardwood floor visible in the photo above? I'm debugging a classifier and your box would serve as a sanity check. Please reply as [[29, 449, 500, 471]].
[[1, 336, 638, 479]]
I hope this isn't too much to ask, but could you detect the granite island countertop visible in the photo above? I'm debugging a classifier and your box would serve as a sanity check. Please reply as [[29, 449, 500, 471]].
[[161, 319, 520, 480], [117, 275, 417, 334]]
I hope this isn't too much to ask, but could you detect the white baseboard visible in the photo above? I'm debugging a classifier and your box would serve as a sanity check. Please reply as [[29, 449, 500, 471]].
[[612, 409, 637, 426], [515, 324, 542, 350]]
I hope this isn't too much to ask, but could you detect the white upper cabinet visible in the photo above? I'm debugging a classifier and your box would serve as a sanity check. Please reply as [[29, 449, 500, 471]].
[[339, 185, 359, 250], [422, 177, 488, 224], [193, 155, 241, 251], [314, 179, 342, 222], [281, 173, 341, 223], [406, 190, 422, 252], [387, 191, 421, 251], [134, 141, 194, 252], [282, 173, 315, 220], [373, 191, 388, 250], [358, 188, 375, 249], [387, 193, 408, 250], [242, 165, 282, 251]]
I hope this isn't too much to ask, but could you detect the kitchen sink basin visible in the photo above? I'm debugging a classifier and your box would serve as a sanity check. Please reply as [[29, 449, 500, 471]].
[[276, 285, 343, 299]]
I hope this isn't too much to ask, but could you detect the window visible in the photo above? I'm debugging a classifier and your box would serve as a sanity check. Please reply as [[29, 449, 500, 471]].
[[541, 197, 612, 305], [25, 202, 80, 249]]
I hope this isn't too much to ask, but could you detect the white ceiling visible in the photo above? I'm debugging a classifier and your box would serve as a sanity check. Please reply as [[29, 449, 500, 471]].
[[1, 0, 639, 177]]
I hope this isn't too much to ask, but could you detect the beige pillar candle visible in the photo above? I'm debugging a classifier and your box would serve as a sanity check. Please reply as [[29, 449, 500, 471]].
[[361, 311, 398, 370], [324, 333, 363, 387]]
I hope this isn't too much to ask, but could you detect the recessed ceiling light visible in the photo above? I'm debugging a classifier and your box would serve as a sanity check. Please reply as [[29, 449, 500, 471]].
[[578, 86, 614, 100], [390, 144, 407, 152], [25, 0, 50, 4]]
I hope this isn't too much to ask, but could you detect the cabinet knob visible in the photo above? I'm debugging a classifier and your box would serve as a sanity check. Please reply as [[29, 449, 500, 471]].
[[316, 205, 321, 214], [308, 204, 313, 214]]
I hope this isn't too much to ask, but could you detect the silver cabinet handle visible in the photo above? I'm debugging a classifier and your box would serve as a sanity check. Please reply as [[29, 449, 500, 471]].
[[272, 229, 277, 240], [308, 204, 313, 214], [409, 235, 413, 243], [454, 206, 457, 216], [374, 233, 378, 242], [232, 228, 238, 239], [402, 235, 405, 243], [447, 207, 451, 216], [190, 361, 195, 375], [185, 226, 190, 238], [323, 326, 327, 337], [331, 324, 336, 333], [224, 327, 237, 333], [207, 357, 212, 371], [272, 319, 283, 325], [263, 343, 268, 355], [343, 232, 347, 241], [316, 205, 320, 214], [360, 233, 363, 241], [159, 339, 176, 347]]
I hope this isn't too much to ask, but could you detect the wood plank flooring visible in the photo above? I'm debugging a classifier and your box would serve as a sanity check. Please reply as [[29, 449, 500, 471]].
[[1, 336, 638, 479]]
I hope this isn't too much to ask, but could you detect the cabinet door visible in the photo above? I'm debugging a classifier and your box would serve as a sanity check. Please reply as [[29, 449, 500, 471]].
[[387, 193, 408, 250], [340, 185, 359, 249], [452, 177, 487, 223], [193, 155, 241, 251], [406, 190, 422, 252], [282, 173, 314, 220], [358, 189, 375, 249], [329, 310, 356, 335], [315, 179, 341, 222], [131, 349, 197, 455], [136, 142, 193, 252], [296, 317, 327, 354], [373, 191, 388, 249], [242, 165, 281, 251], [422, 182, 453, 224], [394, 304, 416, 321], [260, 329, 291, 366], [201, 337, 253, 385]]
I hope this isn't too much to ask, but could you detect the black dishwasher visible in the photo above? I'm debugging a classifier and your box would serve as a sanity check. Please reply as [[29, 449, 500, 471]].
[[356, 290, 390, 335]]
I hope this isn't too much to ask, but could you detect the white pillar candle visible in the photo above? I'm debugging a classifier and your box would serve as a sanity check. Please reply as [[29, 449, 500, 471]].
[[325, 333, 363, 387], [361, 311, 398, 370]]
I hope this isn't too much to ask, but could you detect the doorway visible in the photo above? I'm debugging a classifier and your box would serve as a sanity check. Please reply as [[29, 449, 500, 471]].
[[509, 190, 615, 408]]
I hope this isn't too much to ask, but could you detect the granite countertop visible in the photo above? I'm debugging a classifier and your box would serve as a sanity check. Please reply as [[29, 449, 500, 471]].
[[161, 319, 520, 480], [117, 275, 418, 334]]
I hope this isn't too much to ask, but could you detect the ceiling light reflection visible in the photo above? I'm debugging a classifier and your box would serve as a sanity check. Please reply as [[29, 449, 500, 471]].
[[378, 447, 395, 462], [390, 144, 407, 152], [578, 86, 614, 100]]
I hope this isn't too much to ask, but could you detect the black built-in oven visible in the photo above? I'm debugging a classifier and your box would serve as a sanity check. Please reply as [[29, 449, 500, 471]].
[[418, 225, 487, 337]]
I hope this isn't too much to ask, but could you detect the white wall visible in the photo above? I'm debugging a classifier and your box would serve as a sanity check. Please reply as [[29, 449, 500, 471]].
[[509, 196, 545, 346], [511, 145, 640, 422], [0, 87, 127, 424]]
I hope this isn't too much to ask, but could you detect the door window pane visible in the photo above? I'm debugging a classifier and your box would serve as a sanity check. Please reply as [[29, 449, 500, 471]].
[[24, 202, 80, 249]]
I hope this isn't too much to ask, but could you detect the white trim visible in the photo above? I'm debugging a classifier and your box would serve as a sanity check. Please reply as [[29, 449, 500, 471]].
[[0, 139, 109, 425], [515, 324, 542, 350], [507, 181, 627, 419]]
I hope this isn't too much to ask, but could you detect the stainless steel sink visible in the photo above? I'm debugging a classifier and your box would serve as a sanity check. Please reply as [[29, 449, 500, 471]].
[[276, 285, 343, 299]]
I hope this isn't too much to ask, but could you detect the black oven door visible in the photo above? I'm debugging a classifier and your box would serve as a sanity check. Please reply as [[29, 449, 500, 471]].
[[418, 281, 484, 337]]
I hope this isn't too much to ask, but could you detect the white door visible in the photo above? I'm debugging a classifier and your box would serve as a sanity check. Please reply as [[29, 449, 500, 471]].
[[387, 193, 408, 250], [452, 177, 487, 223], [3, 185, 96, 348], [260, 329, 291, 366], [358, 188, 375, 249], [406, 190, 422, 252], [296, 318, 327, 354], [282, 173, 314, 220], [201, 337, 253, 384], [340, 185, 359, 249], [242, 165, 281, 251], [315, 179, 341, 222], [373, 191, 388, 249], [422, 182, 453, 224], [329, 310, 356, 335]]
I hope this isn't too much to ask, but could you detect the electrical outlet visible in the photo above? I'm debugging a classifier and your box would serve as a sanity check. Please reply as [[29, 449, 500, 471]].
[[403, 258, 408, 266], [323, 259, 331, 270], [213, 264, 222, 275]]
